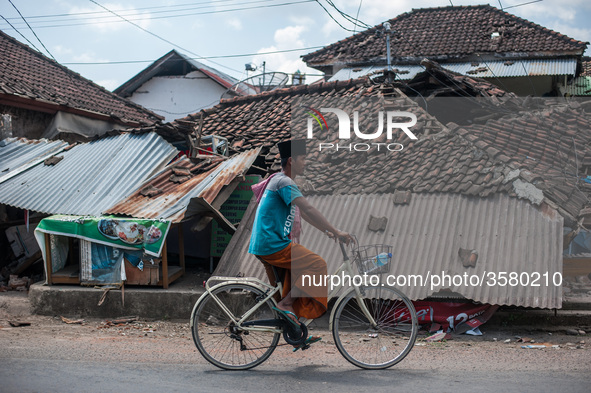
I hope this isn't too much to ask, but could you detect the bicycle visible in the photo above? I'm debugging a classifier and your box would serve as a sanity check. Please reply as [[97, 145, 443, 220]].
[[190, 241, 418, 370]]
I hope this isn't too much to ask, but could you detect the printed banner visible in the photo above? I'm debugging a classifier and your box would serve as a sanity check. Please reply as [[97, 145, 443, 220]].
[[411, 301, 499, 332], [35, 215, 171, 257]]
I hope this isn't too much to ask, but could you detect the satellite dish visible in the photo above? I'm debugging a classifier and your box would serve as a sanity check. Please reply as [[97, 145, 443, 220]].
[[221, 72, 289, 100]]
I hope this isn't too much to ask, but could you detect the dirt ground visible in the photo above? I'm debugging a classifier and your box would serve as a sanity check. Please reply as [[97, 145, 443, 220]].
[[1, 291, 590, 373]]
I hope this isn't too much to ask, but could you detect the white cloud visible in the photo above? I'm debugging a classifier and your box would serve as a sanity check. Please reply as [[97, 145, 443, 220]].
[[68, 3, 152, 33], [549, 23, 591, 48], [225, 17, 242, 30], [53, 45, 73, 56], [253, 25, 323, 84]]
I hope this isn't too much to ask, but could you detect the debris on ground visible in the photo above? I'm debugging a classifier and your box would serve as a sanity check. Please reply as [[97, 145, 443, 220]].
[[60, 316, 84, 324], [8, 275, 29, 291], [425, 332, 451, 342], [8, 320, 31, 327]]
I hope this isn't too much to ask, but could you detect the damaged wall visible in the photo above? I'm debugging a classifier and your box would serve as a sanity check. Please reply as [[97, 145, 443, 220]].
[[0, 105, 53, 140]]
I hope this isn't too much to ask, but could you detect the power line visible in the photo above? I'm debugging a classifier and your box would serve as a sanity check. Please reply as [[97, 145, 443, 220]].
[[7, 0, 56, 61], [62, 46, 325, 65], [314, 0, 358, 32], [353, 0, 363, 35], [1, 0, 315, 30], [2, 0, 257, 20], [0, 14, 43, 53], [86, 0, 241, 75], [325, 0, 370, 29], [2, 0, 277, 26], [504, 0, 543, 11]]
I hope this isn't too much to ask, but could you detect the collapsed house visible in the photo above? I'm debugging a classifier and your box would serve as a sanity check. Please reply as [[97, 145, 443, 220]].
[[0, 132, 259, 288], [174, 74, 591, 313]]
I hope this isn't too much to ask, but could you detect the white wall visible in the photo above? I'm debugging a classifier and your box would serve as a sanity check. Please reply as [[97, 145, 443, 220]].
[[129, 70, 227, 122]]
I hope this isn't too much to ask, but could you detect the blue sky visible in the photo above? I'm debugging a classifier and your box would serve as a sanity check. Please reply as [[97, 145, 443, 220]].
[[1, 0, 590, 91]]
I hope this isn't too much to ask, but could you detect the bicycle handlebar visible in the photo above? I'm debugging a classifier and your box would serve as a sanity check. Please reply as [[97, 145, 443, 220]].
[[338, 237, 350, 260]]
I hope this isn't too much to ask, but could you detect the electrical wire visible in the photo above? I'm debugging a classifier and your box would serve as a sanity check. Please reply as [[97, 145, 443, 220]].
[[352, 0, 363, 35], [87, 0, 241, 75], [0, 0, 315, 30], [62, 45, 325, 65], [0, 14, 43, 54], [325, 0, 371, 29], [313, 0, 358, 32], [2, 0, 269, 20], [7, 0, 57, 61]]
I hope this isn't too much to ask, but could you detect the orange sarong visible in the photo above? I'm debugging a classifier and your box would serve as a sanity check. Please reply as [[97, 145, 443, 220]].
[[258, 243, 327, 319]]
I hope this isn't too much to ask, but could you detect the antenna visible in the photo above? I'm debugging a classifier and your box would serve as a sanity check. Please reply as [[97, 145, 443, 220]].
[[221, 71, 290, 100]]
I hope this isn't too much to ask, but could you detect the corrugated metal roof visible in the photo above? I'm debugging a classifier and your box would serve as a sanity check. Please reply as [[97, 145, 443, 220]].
[[0, 138, 69, 184], [561, 76, 591, 96], [448, 58, 577, 78], [215, 193, 563, 309], [0, 132, 178, 216], [329, 58, 578, 81], [106, 148, 261, 223]]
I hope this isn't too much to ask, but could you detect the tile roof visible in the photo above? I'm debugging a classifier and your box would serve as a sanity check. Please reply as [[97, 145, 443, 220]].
[[175, 74, 591, 225], [455, 103, 591, 224], [302, 5, 588, 67], [175, 78, 383, 165], [0, 30, 162, 127]]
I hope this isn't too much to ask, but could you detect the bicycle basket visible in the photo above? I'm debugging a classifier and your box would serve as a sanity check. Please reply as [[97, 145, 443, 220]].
[[353, 244, 393, 275]]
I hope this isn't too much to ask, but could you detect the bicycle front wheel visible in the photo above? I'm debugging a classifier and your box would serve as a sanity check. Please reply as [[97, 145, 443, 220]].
[[191, 283, 280, 370], [332, 286, 418, 369]]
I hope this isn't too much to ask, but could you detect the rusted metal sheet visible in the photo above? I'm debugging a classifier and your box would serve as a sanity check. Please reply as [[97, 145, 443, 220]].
[[214, 193, 563, 309], [106, 147, 261, 223]]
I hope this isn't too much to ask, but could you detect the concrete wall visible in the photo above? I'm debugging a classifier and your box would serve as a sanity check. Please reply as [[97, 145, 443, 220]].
[[129, 70, 226, 122]]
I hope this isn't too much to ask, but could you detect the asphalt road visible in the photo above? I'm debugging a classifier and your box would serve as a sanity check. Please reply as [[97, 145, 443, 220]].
[[1, 294, 589, 393], [1, 357, 589, 393]]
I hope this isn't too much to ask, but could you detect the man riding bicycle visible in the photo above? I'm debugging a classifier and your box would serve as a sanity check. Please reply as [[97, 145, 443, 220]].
[[248, 139, 354, 348]]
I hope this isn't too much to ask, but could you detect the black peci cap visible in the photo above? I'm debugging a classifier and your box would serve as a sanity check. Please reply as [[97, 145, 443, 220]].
[[278, 139, 307, 159]]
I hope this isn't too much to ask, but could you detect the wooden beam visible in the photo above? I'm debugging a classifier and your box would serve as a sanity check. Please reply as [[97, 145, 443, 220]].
[[44, 233, 52, 285], [178, 223, 185, 273], [162, 240, 169, 289]]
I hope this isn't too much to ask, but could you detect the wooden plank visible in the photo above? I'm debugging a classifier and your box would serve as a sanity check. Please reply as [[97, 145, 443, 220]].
[[44, 233, 52, 285], [51, 276, 81, 284], [162, 240, 169, 289], [156, 266, 183, 287], [178, 223, 185, 273], [52, 265, 80, 284], [563, 258, 591, 277]]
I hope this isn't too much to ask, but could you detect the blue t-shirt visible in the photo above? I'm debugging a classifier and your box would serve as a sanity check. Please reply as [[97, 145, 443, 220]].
[[248, 173, 303, 256]]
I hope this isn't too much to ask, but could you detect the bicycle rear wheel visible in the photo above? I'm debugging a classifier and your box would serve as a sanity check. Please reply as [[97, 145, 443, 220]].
[[191, 283, 280, 370], [332, 286, 418, 369]]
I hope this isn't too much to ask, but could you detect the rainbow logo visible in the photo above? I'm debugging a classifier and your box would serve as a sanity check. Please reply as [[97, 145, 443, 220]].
[[306, 107, 329, 132]]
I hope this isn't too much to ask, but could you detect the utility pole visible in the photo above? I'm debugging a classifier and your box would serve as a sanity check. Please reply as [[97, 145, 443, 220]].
[[383, 22, 392, 83]]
